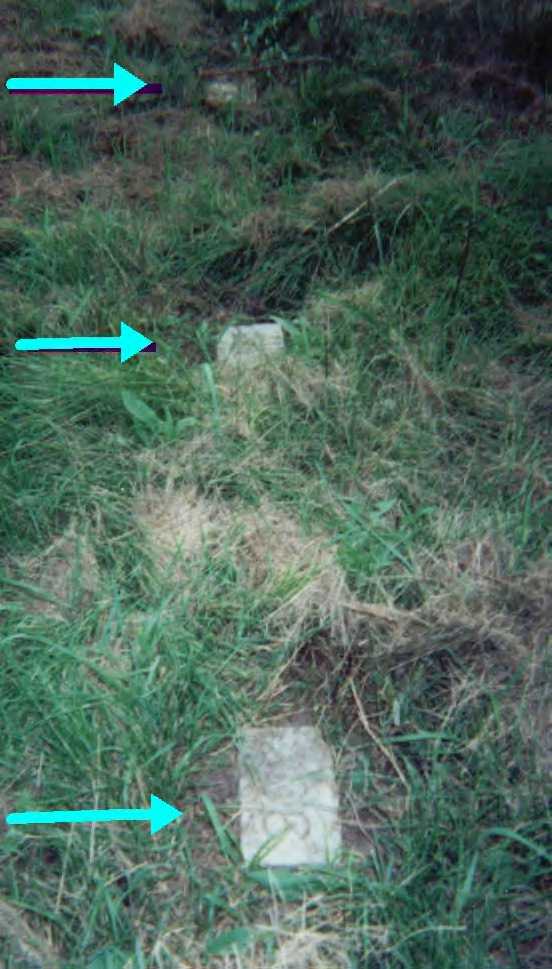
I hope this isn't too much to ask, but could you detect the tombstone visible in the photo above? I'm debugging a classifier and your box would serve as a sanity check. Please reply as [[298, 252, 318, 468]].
[[239, 726, 341, 866], [203, 78, 257, 110], [217, 322, 284, 368]]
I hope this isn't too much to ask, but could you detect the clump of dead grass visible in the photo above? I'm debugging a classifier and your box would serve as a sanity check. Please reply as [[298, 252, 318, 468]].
[[5, 523, 100, 620], [306, 278, 385, 324], [279, 521, 551, 782], [355, 532, 552, 668], [216, 897, 352, 969], [134, 482, 232, 571], [135, 480, 350, 641], [0, 161, 82, 217], [0, 897, 59, 969], [418, 528, 550, 643], [237, 171, 410, 246], [215, 355, 352, 436], [299, 172, 388, 232], [229, 497, 349, 642], [237, 206, 295, 250], [0, 36, 91, 78], [115, 0, 204, 50], [0, 158, 159, 217]]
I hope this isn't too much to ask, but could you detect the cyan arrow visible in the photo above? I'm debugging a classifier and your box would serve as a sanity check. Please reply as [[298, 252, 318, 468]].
[[6, 63, 148, 106], [6, 794, 182, 835], [15, 321, 154, 364]]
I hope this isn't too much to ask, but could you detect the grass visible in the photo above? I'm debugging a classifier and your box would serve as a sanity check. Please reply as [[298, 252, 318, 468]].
[[1, 1, 551, 967]]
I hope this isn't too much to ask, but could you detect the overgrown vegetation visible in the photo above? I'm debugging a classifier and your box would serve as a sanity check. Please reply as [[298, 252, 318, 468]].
[[1, 1, 551, 967]]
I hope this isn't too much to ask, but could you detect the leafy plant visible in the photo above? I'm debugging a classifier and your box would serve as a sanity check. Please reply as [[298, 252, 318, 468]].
[[121, 390, 197, 442], [222, 0, 344, 60]]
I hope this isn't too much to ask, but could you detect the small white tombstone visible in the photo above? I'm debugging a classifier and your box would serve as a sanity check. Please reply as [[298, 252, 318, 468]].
[[217, 322, 284, 368], [239, 726, 341, 866], [203, 78, 257, 110]]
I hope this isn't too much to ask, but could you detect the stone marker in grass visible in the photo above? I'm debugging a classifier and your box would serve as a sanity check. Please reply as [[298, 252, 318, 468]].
[[239, 726, 341, 866], [217, 322, 284, 368]]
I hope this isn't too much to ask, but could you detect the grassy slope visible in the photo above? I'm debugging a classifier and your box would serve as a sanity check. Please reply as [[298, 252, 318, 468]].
[[1, 2, 551, 968]]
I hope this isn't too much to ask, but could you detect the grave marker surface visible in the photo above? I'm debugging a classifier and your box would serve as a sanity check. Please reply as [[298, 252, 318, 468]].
[[217, 322, 284, 368], [239, 726, 341, 866]]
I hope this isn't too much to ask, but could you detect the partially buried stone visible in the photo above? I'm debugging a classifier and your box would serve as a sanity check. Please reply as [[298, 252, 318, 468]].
[[239, 726, 341, 866], [217, 322, 284, 368], [203, 78, 257, 110]]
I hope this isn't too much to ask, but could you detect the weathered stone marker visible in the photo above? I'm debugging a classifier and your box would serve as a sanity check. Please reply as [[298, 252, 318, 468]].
[[239, 726, 341, 866], [217, 322, 284, 368], [203, 78, 257, 110]]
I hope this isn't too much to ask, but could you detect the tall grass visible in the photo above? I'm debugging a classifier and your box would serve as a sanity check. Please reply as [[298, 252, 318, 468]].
[[1, 1, 550, 966]]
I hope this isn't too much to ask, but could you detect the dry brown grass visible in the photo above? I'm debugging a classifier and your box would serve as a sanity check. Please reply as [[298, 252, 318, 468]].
[[0, 896, 60, 969], [216, 355, 351, 434], [299, 173, 388, 228], [134, 482, 232, 569], [0, 35, 91, 78], [237, 206, 295, 251], [273, 524, 552, 796], [219, 906, 352, 969], [134, 477, 350, 641], [115, 0, 205, 51], [0, 157, 163, 218], [134, 351, 359, 642], [306, 278, 385, 322], [5, 524, 100, 620], [237, 171, 407, 245], [0, 161, 75, 217]]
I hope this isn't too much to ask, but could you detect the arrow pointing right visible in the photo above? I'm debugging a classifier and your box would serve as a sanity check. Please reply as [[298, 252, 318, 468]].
[[6, 63, 148, 106], [6, 794, 182, 835], [15, 321, 154, 364]]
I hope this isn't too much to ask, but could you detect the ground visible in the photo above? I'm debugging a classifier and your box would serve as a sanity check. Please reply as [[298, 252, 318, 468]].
[[0, 1, 551, 967]]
